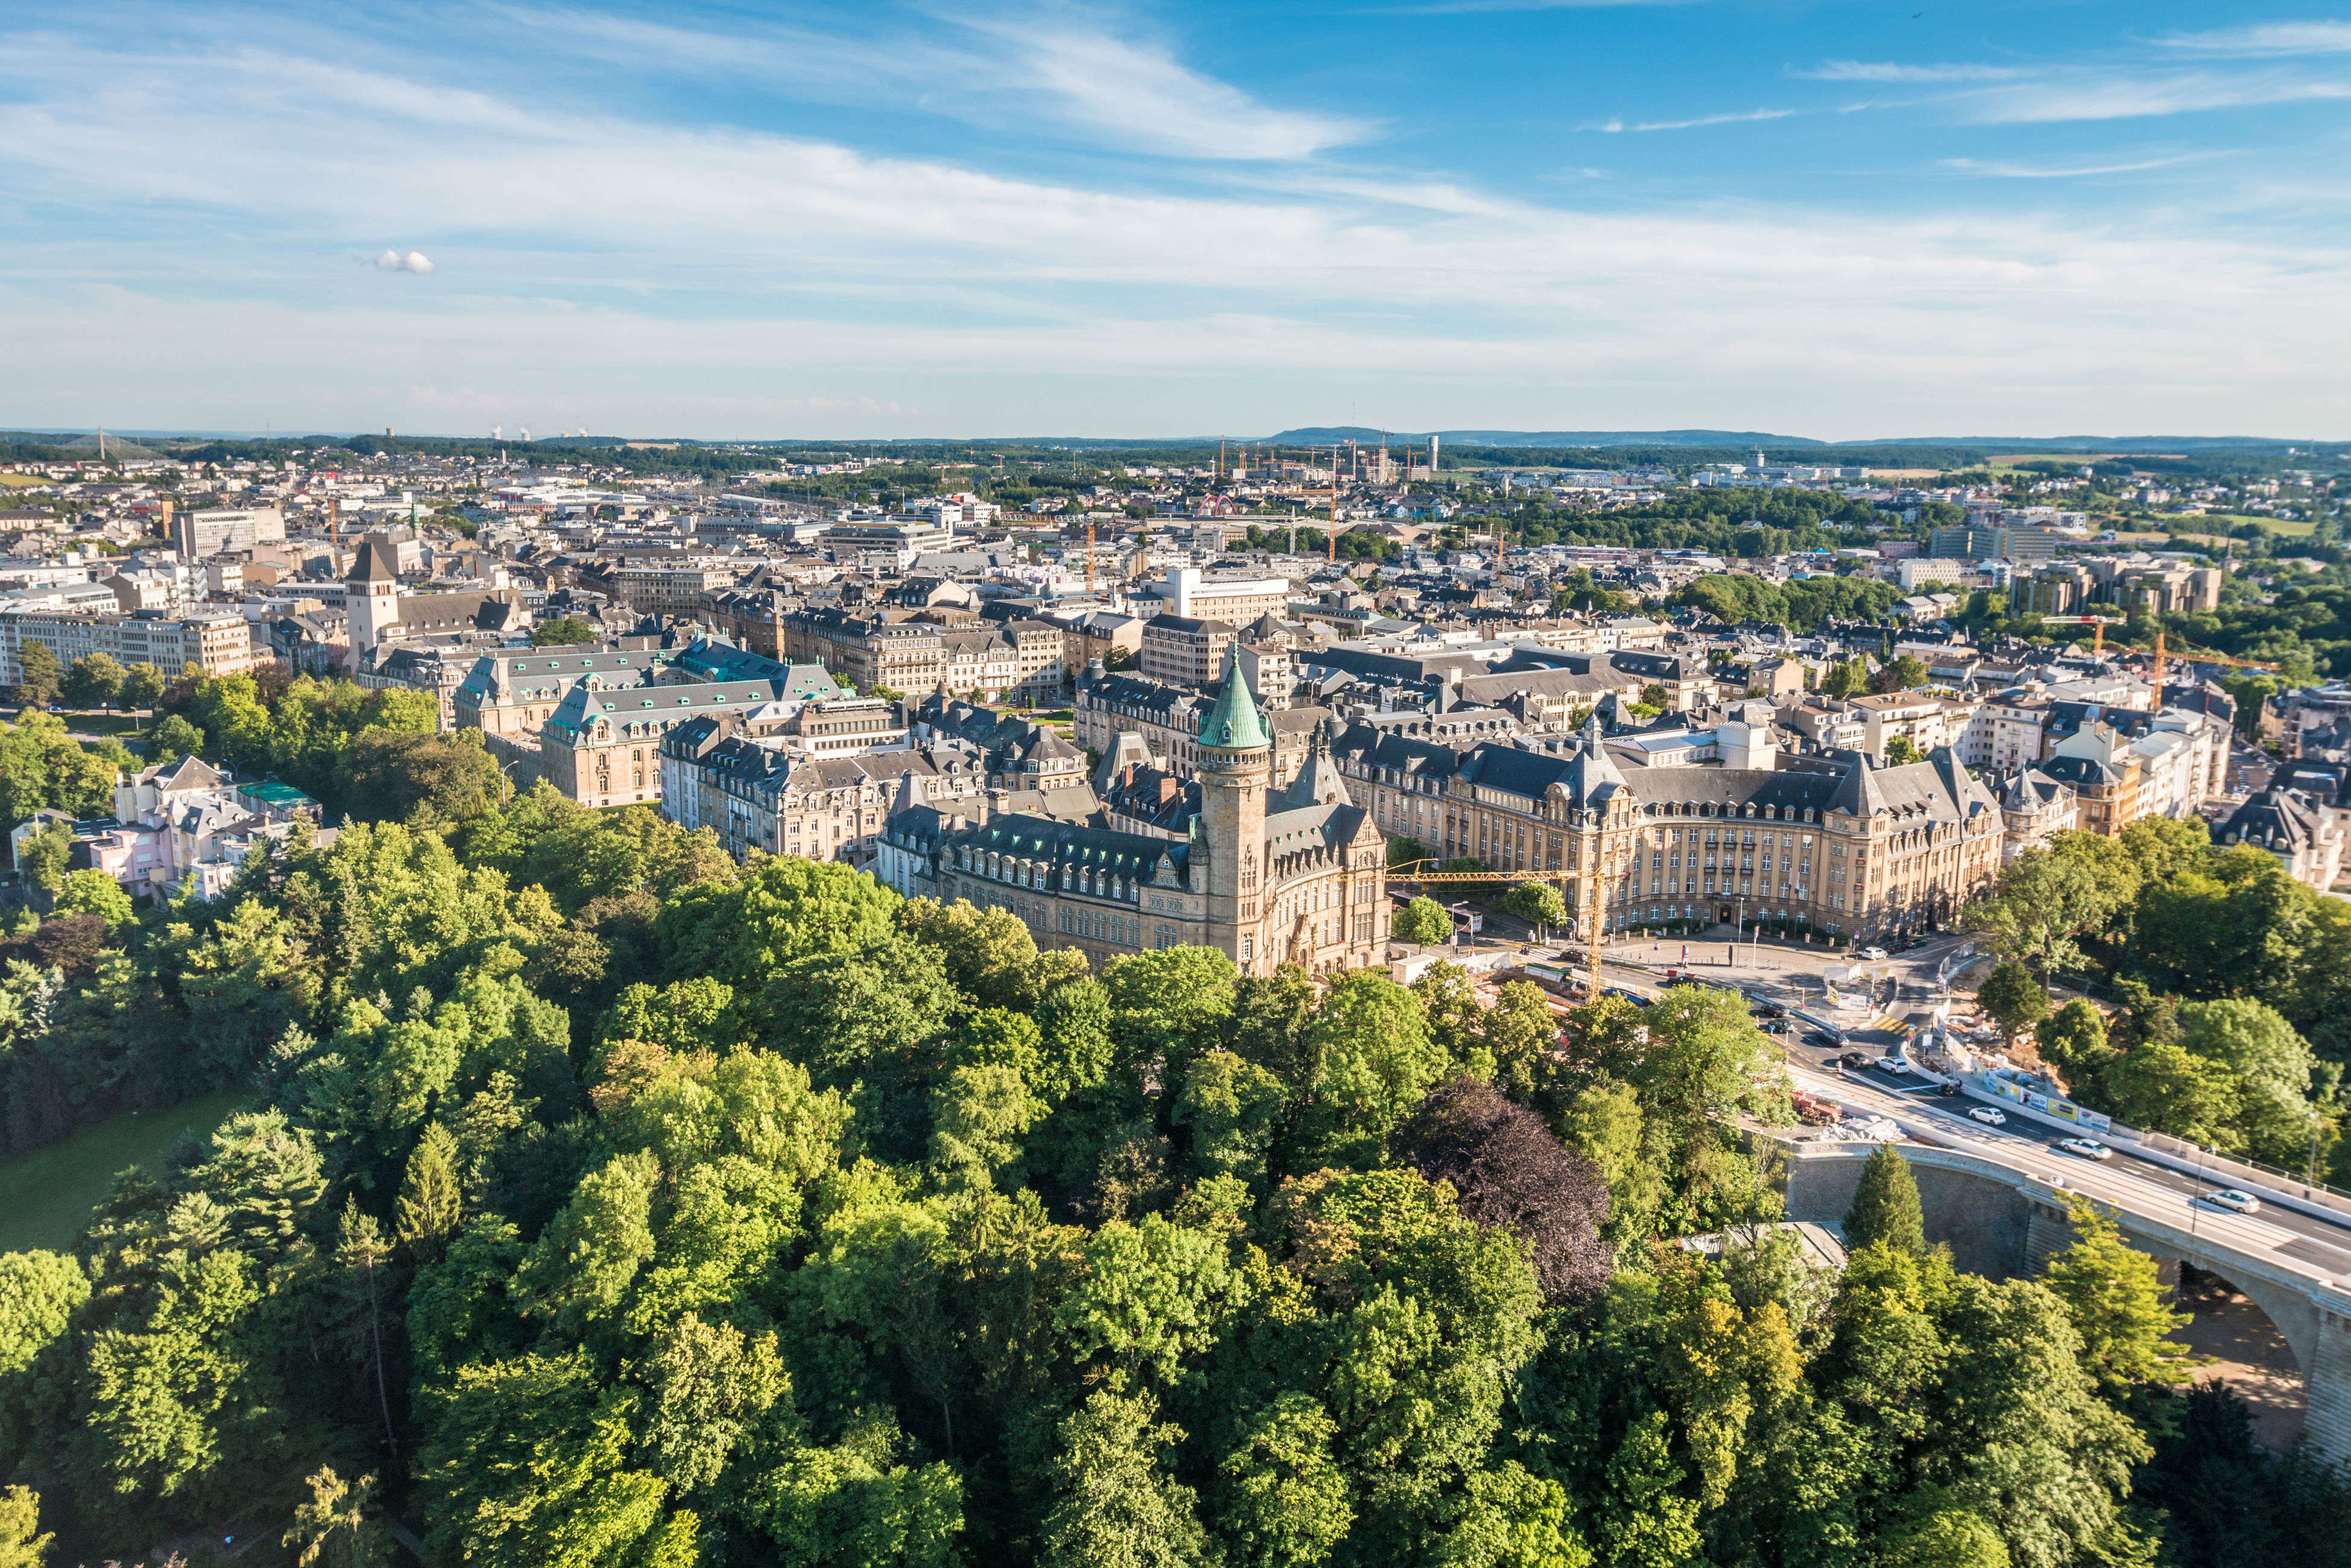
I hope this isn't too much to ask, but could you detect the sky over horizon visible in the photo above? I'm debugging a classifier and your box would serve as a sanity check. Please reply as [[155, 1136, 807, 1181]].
[[2, 0, 2347, 441]]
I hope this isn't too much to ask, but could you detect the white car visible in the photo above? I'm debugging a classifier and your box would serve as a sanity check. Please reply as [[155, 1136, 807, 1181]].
[[1861, 946, 1889, 961], [1967, 1106, 2007, 1126], [2202, 1188, 2262, 1215], [2057, 1138, 2114, 1161]]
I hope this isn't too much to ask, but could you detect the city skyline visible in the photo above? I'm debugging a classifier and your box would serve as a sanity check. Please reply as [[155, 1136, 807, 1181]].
[[2, 0, 2346, 438]]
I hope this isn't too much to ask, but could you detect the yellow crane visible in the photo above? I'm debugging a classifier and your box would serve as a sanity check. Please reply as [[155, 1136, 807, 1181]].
[[1390, 859, 1608, 994], [2035, 613, 2122, 654], [2152, 627, 2280, 682]]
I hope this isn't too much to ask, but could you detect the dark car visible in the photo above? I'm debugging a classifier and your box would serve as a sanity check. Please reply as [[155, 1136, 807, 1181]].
[[1813, 1035, 1852, 1053], [1749, 1000, 1787, 1020]]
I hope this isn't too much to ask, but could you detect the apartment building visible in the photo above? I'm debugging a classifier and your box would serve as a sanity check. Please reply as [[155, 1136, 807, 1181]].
[[173, 507, 286, 558], [774, 606, 1060, 702], [0, 607, 254, 682], [775, 696, 907, 756], [779, 609, 945, 695], [1074, 669, 1329, 784], [2215, 789, 2345, 894], [702, 587, 792, 660], [1138, 615, 1236, 686], [1998, 769, 2079, 862], [606, 558, 739, 616], [1849, 691, 1978, 763], [1132, 568, 1294, 626], [659, 724, 989, 865]]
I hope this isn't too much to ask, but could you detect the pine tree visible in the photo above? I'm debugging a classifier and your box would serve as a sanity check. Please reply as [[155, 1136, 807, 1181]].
[[2041, 1192, 2195, 1394], [1845, 1144, 1926, 1255], [395, 1123, 463, 1258]]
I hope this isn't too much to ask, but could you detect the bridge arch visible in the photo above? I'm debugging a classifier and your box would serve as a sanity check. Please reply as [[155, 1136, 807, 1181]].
[[1779, 1139, 2351, 1459]]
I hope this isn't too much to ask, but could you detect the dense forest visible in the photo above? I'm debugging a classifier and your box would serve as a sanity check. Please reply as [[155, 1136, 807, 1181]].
[[0, 776, 2342, 1565]]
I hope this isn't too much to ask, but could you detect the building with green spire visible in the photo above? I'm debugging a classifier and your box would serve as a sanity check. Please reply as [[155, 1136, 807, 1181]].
[[879, 649, 1390, 976]]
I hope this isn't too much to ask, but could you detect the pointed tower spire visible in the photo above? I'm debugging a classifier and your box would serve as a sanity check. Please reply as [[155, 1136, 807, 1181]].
[[1199, 644, 1269, 752]]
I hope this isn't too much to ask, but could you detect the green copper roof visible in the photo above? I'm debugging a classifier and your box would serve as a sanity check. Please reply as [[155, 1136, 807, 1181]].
[[1199, 647, 1269, 751]]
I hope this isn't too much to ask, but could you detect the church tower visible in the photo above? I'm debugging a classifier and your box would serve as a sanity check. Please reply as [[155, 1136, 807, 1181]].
[[1196, 644, 1271, 973], [344, 537, 400, 667]]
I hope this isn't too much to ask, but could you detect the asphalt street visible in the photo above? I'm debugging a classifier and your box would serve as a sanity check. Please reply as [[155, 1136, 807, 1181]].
[[1525, 929, 2351, 1264]]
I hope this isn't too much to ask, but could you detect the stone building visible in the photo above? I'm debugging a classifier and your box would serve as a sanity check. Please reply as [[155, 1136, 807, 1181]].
[[659, 726, 992, 865], [2215, 788, 2346, 894], [879, 651, 1388, 978], [1998, 767, 2079, 862], [1074, 668, 1329, 785], [1328, 713, 2004, 944]]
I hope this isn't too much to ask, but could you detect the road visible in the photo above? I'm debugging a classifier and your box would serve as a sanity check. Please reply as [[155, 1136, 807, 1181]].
[[1796, 1055, 2351, 1267], [1547, 933, 2351, 1269]]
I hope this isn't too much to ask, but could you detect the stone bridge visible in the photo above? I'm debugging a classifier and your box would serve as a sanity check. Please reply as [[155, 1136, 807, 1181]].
[[1783, 1140, 2351, 1461]]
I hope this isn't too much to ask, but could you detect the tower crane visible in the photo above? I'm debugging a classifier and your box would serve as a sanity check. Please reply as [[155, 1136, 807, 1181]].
[[1390, 859, 1608, 996], [2035, 614, 2122, 654]]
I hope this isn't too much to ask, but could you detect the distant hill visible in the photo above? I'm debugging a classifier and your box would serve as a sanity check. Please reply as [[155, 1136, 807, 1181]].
[[1265, 427, 2317, 453], [1266, 427, 1815, 449]]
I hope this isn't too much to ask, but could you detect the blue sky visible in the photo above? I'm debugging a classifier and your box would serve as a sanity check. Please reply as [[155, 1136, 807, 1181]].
[[1, 1, 2346, 440]]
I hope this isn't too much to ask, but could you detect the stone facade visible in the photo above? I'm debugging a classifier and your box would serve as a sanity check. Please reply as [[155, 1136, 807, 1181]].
[[1331, 716, 2003, 942], [880, 653, 1387, 978]]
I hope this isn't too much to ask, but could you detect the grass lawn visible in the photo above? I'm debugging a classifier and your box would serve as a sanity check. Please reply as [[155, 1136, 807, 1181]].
[[0, 1090, 246, 1254], [64, 710, 150, 738], [2160, 513, 2316, 539]]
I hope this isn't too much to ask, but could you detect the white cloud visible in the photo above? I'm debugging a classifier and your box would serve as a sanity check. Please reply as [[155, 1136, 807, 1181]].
[[1959, 68, 2351, 123], [2152, 21, 2351, 56], [1942, 155, 2206, 178], [493, 4, 1361, 161], [1798, 60, 2029, 82], [372, 249, 435, 274], [958, 16, 1370, 160], [0, 22, 2341, 437], [1602, 107, 1796, 132]]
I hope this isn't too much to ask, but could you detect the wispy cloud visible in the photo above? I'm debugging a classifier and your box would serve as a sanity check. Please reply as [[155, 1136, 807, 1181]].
[[1588, 107, 1795, 132], [1798, 59, 2029, 82], [495, 4, 1362, 161], [0, 7, 2343, 438], [1961, 69, 2351, 123], [958, 16, 1370, 160], [2152, 21, 2351, 56], [1942, 155, 2207, 178]]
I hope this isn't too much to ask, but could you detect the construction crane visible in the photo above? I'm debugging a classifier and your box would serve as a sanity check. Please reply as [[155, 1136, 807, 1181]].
[[2153, 627, 2280, 682], [2036, 614, 2122, 653], [1390, 859, 1608, 995]]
